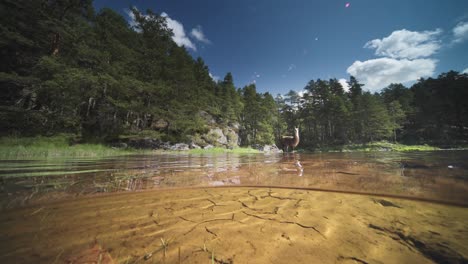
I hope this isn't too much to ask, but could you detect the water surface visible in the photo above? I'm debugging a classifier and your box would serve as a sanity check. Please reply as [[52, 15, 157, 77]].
[[1, 151, 467, 207]]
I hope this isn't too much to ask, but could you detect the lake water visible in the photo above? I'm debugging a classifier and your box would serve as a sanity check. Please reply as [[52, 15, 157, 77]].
[[1, 151, 468, 206], [0, 151, 467, 263]]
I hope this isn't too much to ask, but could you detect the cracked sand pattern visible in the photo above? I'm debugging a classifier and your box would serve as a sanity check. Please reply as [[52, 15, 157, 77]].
[[0, 187, 467, 263]]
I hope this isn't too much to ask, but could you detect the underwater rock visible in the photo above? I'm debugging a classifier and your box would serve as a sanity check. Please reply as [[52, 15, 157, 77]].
[[372, 198, 402, 208]]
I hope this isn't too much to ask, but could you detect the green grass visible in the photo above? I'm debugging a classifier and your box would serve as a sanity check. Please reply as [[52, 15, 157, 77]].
[[188, 147, 260, 154], [320, 141, 440, 152], [8, 136, 441, 158], [0, 135, 261, 159], [0, 135, 146, 159]]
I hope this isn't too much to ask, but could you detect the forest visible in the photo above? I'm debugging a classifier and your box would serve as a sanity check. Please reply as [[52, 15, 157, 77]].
[[1, 0, 467, 149]]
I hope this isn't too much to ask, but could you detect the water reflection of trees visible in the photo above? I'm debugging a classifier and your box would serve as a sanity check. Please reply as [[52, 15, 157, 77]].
[[113, 153, 468, 205], [2, 152, 468, 206]]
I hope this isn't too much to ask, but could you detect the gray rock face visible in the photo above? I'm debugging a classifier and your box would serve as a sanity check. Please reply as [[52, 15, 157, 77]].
[[198, 111, 217, 124], [252, 144, 283, 153], [204, 128, 228, 146], [204, 144, 214, 149], [189, 143, 201, 149], [128, 114, 241, 150], [229, 122, 240, 131], [198, 125, 240, 148], [159, 142, 172, 150], [224, 127, 239, 148], [268, 144, 282, 153], [170, 143, 190, 151]]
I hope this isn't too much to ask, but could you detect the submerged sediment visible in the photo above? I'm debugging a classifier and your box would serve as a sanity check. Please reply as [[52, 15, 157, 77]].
[[0, 187, 467, 263]]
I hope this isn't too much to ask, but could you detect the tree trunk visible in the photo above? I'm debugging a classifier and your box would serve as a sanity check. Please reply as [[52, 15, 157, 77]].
[[51, 33, 60, 56]]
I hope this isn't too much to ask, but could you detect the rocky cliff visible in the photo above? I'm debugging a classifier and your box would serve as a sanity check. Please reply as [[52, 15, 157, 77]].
[[124, 111, 240, 150]]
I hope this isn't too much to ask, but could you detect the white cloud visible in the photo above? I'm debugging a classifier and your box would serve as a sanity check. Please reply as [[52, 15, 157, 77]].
[[338, 78, 350, 92], [125, 9, 197, 51], [190, 26, 211, 44], [161, 12, 196, 51], [347, 28, 443, 91], [364, 29, 442, 59], [453, 21, 468, 43], [347, 58, 436, 92], [297, 90, 307, 97], [125, 8, 139, 28], [288, 64, 296, 72], [249, 72, 261, 85], [462, 68, 468, 74], [209, 72, 219, 81]]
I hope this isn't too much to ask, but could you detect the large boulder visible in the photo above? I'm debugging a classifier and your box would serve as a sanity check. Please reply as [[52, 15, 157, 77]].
[[201, 125, 241, 147], [170, 143, 190, 151], [203, 128, 228, 146], [188, 133, 208, 148], [198, 111, 217, 124], [266, 144, 283, 153], [224, 127, 239, 147], [252, 144, 283, 153], [189, 142, 201, 149], [159, 141, 172, 150], [229, 122, 240, 131]]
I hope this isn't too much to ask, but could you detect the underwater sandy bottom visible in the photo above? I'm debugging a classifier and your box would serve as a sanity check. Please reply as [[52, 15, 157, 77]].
[[0, 187, 467, 264]]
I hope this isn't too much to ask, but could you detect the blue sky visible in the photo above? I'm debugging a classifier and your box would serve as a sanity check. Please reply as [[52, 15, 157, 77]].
[[93, 0, 468, 94]]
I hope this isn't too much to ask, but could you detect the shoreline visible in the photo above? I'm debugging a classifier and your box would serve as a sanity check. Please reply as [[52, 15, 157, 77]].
[[1, 135, 466, 159]]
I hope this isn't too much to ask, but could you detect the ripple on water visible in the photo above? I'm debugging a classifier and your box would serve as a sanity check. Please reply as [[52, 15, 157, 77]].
[[1, 151, 468, 207]]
